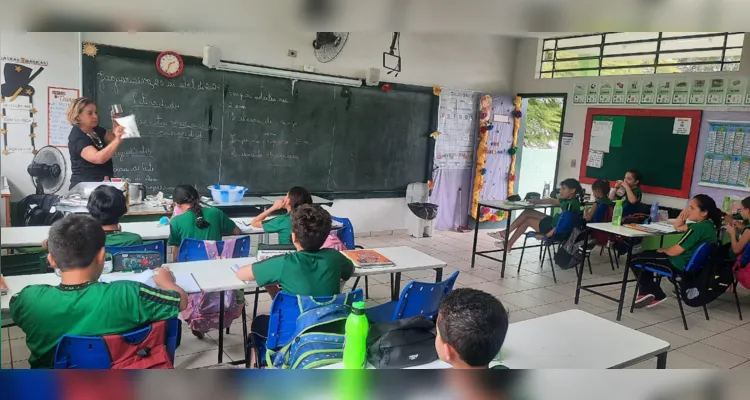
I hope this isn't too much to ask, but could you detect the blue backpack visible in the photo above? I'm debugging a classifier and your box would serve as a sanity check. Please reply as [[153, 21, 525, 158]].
[[266, 297, 351, 369]]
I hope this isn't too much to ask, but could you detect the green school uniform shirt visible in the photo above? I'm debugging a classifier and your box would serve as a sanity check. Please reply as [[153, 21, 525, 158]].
[[670, 219, 718, 270], [263, 213, 292, 245], [727, 222, 750, 259], [9, 281, 180, 369], [616, 185, 643, 215], [252, 249, 355, 296], [552, 197, 581, 224], [105, 231, 143, 247], [168, 206, 237, 246]]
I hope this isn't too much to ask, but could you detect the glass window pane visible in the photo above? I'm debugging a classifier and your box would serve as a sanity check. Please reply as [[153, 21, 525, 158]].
[[542, 50, 555, 61], [602, 54, 655, 68], [540, 72, 553, 79], [555, 47, 600, 60], [557, 34, 603, 48], [723, 63, 740, 72], [605, 32, 659, 43], [660, 35, 726, 51], [724, 47, 742, 62], [543, 39, 556, 50], [727, 33, 745, 47], [603, 41, 658, 55], [601, 66, 655, 76], [553, 69, 599, 78], [661, 32, 720, 38], [656, 64, 721, 74], [541, 62, 553, 72], [659, 49, 723, 64], [555, 59, 600, 71]]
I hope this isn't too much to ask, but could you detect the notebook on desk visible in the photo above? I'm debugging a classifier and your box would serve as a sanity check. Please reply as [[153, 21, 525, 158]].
[[256, 243, 297, 261], [99, 270, 202, 293], [342, 250, 394, 268]]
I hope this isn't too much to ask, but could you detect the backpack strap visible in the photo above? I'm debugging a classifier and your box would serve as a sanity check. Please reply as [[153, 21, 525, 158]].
[[102, 320, 173, 369]]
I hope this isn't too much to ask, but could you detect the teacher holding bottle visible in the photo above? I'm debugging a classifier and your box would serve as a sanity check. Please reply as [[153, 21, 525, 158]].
[[66, 98, 125, 189]]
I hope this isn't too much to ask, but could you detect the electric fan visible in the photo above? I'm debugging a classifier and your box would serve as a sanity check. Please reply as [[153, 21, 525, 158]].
[[27, 145, 67, 195]]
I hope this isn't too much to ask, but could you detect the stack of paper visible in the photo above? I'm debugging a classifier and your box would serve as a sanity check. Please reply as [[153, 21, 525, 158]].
[[100, 270, 202, 293]]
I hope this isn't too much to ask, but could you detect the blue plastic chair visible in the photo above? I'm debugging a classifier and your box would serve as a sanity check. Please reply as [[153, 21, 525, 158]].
[[250, 288, 364, 368], [517, 210, 581, 284], [176, 235, 251, 262], [332, 216, 373, 299], [630, 242, 714, 330], [365, 271, 459, 324], [53, 318, 181, 369]]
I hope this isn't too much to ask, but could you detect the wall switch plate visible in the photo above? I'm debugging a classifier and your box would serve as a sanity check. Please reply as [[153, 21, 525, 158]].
[[303, 64, 315, 72], [288, 49, 297, 58], [570, 159, 577, 167]]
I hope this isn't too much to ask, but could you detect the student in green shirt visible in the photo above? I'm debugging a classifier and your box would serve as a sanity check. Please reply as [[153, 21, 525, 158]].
[[250, 186, 312, 245], [584, 179, 613, 222], [168, 185, 241, 254], [10, 215, 187, 368], [725, 196, 750, 259], [610, 169, 643, 216], [489, 178, 583, 250], [630, 194, 721, 309], [435, 288, 509, 369]]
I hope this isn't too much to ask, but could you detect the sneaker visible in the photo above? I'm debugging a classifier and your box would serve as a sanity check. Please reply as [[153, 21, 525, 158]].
[[488, 231, 505, 240], [634, 294, 655, 308], [646, 297, 668, 308]]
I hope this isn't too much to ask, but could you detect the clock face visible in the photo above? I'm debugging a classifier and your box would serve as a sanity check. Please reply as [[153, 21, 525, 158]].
[[156, 51, 183, 78]]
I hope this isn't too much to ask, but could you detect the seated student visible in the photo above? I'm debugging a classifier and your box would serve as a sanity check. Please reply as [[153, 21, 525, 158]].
[[168, 185, 241, 255], [236, 204, 354, 297], [435, 288, 509, 369], [42, 185, 142, 249], [584, 179, 613, 222], [251, 186, 312, 245], [10, 215, 187, 369], [488, 178, 583, 250], [725, 196, 750, 259], [630, 194, 721, 309], [609, 169, 643, 215]]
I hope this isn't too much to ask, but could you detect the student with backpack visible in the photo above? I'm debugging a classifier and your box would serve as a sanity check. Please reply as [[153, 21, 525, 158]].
[[630, 194, 722, 309]]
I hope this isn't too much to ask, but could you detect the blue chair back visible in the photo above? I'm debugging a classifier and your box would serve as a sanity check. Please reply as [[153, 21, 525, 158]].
[[106, 241, 165, 260], [53, 318, 181, 369], [592, 203, 612, 223], [177, 236, 251, 262], [684, 242, 715, 273], [388, 271, 460, 321], [332, 216, 356, 250], [553, 210, 580, 236], [265, 288, 364, 350], [739, 240, 750, 267]]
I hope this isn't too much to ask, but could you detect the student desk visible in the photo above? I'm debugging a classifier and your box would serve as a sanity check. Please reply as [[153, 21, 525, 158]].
[[576, 222, 675, 322], [261, 195, 333, 207], [323, 310, 670, 369], [470, 200, 553, 278]]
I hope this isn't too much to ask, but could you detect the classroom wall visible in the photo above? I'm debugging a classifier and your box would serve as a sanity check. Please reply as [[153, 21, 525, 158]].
[[1, 31, 518, 233], [512, 36, 750, 209]]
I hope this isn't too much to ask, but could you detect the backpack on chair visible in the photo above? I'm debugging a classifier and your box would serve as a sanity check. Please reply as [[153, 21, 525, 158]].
[[17, 194, 64, 226], [679, 247, 733, 307]]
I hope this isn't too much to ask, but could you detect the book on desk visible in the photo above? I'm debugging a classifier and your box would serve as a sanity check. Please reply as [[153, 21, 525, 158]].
[[342, 250, 394, 268]]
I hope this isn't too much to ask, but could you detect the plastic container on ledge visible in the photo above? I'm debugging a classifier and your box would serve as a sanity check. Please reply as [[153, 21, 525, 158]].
[[207, 185, 247, 203]]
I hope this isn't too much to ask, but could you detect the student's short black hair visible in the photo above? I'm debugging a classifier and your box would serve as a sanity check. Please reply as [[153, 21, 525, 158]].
[[288, 186, 313, 210], [87, 185, 128, 226], [292, 204, 332, 251], [626, 169, 642, 183], [591, 179, 610, 195], [437, 288, 509, 367], [47, 215, 105, 271], [742, 196, 750, 210]]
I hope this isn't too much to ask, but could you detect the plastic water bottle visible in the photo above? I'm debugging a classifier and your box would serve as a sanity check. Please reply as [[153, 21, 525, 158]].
[[542, 182, 551, 199], [343, 301, 369, 369], [650, 202, 660, 223], [612, 200, 624, 226]]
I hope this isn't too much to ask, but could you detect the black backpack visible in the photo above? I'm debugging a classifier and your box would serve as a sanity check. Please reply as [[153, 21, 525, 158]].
[[17, 194, 64, 226], [555, 226, 586, 270], [366, 315, 438, 369], [679, 247, 734, 307]]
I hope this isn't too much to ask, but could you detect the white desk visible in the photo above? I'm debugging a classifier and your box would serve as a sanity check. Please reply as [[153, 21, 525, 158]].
[[324, 310, 670, 369], [208, 197, 272, 208], [57, 203, 171, 216], [261, 195, 333, 206]]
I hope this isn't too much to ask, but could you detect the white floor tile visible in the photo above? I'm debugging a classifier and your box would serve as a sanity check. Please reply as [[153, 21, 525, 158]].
[[665, 350, 721, 369], [507, 309, 539, 323], [677, 342, 747, 368], [8, 339, 30, 362], [701, 334, 750, 359], [175, 334, 219, 357], [174, 349, 223, 369], [637, 326, 695, 350]]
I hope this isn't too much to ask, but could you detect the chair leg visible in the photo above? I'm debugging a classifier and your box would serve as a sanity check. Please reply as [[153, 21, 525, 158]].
[[607, 246, 616, 271], [365, 276, 370, 299], [252, 288, 260, 319], [518, 236, 529, 274], [733, 279, 743, 321], [674, 282, 689, 330], [547, 245, 557, 284], [702, 303, 710, 321], [352, 276, 360, 289], [630, 268, 642, 314], [599, 245, 605, 256], [540, 243, 547, 269], [587, 255, 593, 275]]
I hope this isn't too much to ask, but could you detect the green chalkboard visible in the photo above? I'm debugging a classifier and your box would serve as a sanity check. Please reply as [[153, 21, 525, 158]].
[[581, 109, 702, 197], [82, 45, 436, 197]]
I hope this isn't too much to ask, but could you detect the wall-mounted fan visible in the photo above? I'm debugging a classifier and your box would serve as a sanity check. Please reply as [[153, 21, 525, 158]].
[[313, 32, 349, 63], [27, 145, 67, 195]]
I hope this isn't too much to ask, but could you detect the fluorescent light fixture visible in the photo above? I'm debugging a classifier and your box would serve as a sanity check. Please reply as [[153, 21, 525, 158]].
[[214, 61, 362, 87]]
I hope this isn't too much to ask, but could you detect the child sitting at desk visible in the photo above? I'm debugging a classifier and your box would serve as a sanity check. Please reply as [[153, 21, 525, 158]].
[[250, 186, 312, 244], [609, 169, 643, 216], [630, 194, 721, 309], [725, 196, 750, 259], [435, 288, 509, 369], [167, 184, 241, 255], [10, 215, 187, 369], [584, 179, 613, 222], [489, 178, 583, 250]]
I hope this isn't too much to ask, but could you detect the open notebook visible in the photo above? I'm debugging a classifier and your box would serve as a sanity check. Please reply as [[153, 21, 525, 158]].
[[99, 270, 202, 293]]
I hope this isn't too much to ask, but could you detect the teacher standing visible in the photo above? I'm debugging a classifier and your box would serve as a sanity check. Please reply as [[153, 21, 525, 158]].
[[67, 97, 125, 189]]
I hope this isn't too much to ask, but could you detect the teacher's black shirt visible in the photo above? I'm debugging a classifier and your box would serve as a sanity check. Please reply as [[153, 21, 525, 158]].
[[68, 125, 113, 188]]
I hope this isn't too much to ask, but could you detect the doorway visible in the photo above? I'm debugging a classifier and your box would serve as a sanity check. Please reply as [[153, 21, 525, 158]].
[[515, 94, 567, 199]]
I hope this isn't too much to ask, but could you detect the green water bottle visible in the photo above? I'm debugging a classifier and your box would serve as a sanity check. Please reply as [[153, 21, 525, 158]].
[[612, 199, 624, 227], [343, 301, 369, 369]]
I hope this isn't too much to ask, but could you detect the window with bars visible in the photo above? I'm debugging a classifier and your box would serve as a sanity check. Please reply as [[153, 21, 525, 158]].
[[540, 32, 744, 79]]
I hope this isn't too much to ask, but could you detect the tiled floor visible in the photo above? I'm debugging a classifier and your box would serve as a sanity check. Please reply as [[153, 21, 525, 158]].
[[3, 228, 750, 369]]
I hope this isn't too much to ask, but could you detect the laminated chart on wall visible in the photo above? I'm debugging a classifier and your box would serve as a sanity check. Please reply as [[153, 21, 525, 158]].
[[48, 87, 79, 147], [434, 89, 479, 169], [0, 56, 47, 154], [699, 120, 750, 192]]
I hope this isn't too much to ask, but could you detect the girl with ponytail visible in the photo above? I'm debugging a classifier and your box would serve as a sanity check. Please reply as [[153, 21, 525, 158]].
[[629, 194, 721, 309], [167, 185, 241, 254]]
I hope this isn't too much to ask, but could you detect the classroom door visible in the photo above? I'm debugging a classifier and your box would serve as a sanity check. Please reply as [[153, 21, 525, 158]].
[[515, 96, 565, 198]]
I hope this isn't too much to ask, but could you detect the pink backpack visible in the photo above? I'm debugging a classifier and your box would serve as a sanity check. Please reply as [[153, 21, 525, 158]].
[[733, 255, 750, 290], [321, 232, 346, 251], [180, 239, 244, 333]]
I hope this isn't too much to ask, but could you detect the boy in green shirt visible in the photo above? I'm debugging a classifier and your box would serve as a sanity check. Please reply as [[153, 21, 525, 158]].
[[435, 288, 509, 369], [236, 204, 354, 296], [584, 179, 613, 222], [10, 215, 187, 368], [250, 186, 312, 245], [610, 169, 643, 216]]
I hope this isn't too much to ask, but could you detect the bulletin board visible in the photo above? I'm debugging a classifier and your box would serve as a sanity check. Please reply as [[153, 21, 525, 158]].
[[579, 108, 703, 198], [697, 120, 750, 192]]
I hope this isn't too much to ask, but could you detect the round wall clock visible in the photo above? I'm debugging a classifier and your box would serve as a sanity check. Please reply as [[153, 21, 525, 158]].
[[156, 51, 184, 78]]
